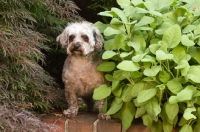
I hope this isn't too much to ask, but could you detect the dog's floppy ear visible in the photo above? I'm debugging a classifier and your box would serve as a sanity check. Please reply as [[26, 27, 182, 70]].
[[93, 27, 104, 51], [56, 29, 68, 48]]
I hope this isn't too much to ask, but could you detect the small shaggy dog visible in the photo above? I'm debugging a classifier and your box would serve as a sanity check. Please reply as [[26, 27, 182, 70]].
[[56, 21, 108, 119]]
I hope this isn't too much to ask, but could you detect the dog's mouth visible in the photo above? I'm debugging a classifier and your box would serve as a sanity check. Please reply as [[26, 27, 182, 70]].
[[71, 48, 83, 54], [72, 49, 82, 53]]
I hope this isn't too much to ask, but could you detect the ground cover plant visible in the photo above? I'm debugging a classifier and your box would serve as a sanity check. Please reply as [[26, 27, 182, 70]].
[[93, 0, 200, 131]]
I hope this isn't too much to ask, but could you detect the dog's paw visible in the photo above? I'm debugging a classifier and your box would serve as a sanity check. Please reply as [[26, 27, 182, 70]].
[[98, 113, 111, 120], [63, 109, 77, 118]]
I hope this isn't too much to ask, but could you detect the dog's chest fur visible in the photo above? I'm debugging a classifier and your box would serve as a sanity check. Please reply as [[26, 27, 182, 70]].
[[62, 54, 105, 96]]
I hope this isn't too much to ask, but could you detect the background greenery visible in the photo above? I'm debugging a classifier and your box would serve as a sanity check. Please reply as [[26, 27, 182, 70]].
[[93, 0, 200, 131], [0, 0, 82, 130]]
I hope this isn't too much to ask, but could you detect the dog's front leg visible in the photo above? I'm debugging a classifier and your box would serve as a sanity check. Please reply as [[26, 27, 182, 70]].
[[63, 91, 79, 118]]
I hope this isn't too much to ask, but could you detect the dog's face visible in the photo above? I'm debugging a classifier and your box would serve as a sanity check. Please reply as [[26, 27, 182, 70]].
[[56, 21, 104, 55]]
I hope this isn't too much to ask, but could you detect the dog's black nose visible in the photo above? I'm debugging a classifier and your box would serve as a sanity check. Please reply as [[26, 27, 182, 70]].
[[74, 43, 80, 50]]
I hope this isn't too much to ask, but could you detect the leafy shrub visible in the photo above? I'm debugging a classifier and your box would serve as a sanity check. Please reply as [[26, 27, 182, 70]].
[[93, 0, 200, 131], [87, 0, 118, 12], [0, 0, 81, 112], [0, 0, 81, 130]]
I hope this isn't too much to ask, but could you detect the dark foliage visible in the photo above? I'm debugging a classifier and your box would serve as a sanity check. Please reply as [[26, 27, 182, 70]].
[[0, 0, 82, 130], [74, 0, 118, 22]]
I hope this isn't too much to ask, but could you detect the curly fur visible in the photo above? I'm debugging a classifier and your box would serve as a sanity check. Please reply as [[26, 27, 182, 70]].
[[56, 21, 109, 119]]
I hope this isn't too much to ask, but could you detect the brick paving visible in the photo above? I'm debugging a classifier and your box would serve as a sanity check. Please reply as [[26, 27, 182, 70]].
[[41, 112, 178, 132]]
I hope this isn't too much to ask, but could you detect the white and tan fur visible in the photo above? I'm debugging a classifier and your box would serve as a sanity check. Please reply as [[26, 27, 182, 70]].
[[56, 21, 109, 119]]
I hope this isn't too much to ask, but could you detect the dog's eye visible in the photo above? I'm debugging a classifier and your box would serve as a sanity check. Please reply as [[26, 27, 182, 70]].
[[69, 35, 75, 42], [81, 35, 89, 42]]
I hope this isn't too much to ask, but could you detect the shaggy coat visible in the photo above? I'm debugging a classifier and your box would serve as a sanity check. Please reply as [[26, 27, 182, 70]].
[[56, 21, 108, 119]]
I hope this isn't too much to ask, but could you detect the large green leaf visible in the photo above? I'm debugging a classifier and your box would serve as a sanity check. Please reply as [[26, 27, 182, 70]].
[[113, 34, 127, 49], [106, 97, 123, 115], [111, 8, 128, 23], [132, 53, 147, 62], [135, 106, 146, 118], [156, 50, 173, 61], [135, 16, 154, 27], [188, 47, 200, 64], [175, 60, 190, 76], [110, 18, 123, 25], [131, 82, 145, 97], [98, 11, 116, 17], [183, 25, 196, 33], [94, 21, 107, 33], [163, 119, 173, 132], [156, 0, 175, 10], [104, 39, 114, 50], [121, 102, 136, 130], [144, 1, 155, 10], [93, 85, 111, 100], [183, 108, 197, 120], [117, 0, 131, 8], [177, 85, 197, 101], [165, 102, 179, 122], [112, 80, 123, 97], [149, 44, 160, 54], [148, 10, 162, 17], [105, 74, 113, 82], [156, 23, 173, 35], [124, 6, 136, 17], [96, 62, 115, 72], [102, 51, 117, 59], [113, 70, 129, 80], [169, 96, 180, 104], [163, 12, 177, 24], [186, 66, 200, 83], [162, 25, 181, 48], [172, 46, 188, 64], [128, 36, 146, 51], [181, 35, 195, 46], [150, 120, 163, 132], [179, 124, 193, 132], [167, 78, 183, 94], [143, 66, 161, 77], [144, 97, 161, 120], [141, 55, 156, 63], [137, 88, 157, 103], [142, 114, 153, 128], [159, 71, 171, 83], [120, 51, 133, 58], [104, 27, 122, 36], [117, 60, 140, 71], [122, 85, 133, 102]]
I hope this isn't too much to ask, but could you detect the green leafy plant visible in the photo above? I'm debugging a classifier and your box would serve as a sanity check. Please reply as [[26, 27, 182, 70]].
[[93, 0, 200, 131]]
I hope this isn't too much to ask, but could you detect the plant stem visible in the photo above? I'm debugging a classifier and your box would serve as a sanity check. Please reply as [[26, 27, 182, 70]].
[[162, 61, 175, 78], [126, 76, 134, 85]]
